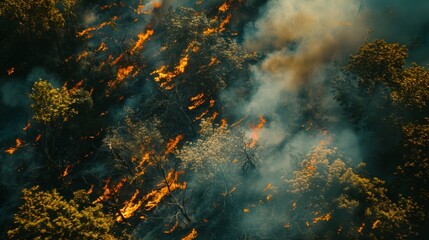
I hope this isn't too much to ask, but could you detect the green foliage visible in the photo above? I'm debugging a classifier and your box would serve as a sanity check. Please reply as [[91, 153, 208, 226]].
[[0, 0, 77, 38], [8, 186, 115, 240], [29, 79, 89, 124]]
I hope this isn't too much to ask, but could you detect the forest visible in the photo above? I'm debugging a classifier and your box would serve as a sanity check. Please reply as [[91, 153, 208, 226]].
[[0, 0, 428, 239]]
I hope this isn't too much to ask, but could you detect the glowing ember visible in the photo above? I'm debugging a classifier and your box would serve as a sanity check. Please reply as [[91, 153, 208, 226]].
[[243, 208, 250, 213], [130, 29, 154, 55], [35, 134, 42, 142], [372, 220, 381, 229], [357, 223, 365, 234], [7, 67, 15, 76], [76, 51, 89, 62], [61, 165, 71, 177], [312, 212, 332, 223], [181, 228, 197, 240], [95, 42, 108, 52], [218, 2, 229, 12], [4, 138, 24, 155], [22, 122, 30, 131], [164, 221, 179, 234]]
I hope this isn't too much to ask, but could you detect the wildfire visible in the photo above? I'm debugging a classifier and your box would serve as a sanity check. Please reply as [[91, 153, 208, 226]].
[[372, 220, 381, 229], [94, 178, 126, 203], [357, 223, 365, 234], [95, 41, 108, 52], [218, 14, 232, 32], [108, 66, 137, 88], [143, 170, 186, 211], [249, 115, 266, 148], [76, 17, 117, 39], [130, 29, 154, 55], [165, 135, 183, 155], [312, 212, 332, 223], [151, 53, 189, 90], [218, 2, 229, 12], [23, 122, 30, 131], [61, 165, 71, 177], [4, 138, 24, 155], [188, 93, 205, 110], [117, 189, 143, 222], [7, 67, 15, 76], [181, 228, 197, 240]]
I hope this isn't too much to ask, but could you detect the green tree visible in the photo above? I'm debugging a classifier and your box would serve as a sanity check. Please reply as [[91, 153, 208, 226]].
[[8, 186, 115, 240]]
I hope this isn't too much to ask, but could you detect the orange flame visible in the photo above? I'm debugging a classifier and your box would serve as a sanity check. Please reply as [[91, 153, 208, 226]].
[[357, 223, 365, 234], [35, 134, 42, 142], [151, 54, 189, 90], [218, 2, 229, 12], [218, 14, 231, 32], [7, 67, 15, 76], [372, 220, 380, 229], [95, 41, 108, 52], [94, 178, 126, 203], [117, 189, 143, 222], [188, 93, 205, 110], [165, 135, 183, 155], [143, 170, 186, 211], [164, 220, 179, 234], [23, 122, 31, 131], [61, 165, 71, 177], [4, 138, 24, 155], [312, 212, 332, 223], [130, 29, 154, 55], [76, 51, 89, 62], [249, 115, 266, 148], [181, 228, 197, 240]]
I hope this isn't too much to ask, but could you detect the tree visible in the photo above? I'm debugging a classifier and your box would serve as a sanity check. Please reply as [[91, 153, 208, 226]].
[[0, 0, 77, 38], [29, 79, 90, 125], [8, 186, 115, 239], [286, 141, 422, 239]]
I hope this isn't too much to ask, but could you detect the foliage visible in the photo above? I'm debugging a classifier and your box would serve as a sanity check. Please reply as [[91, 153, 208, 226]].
[[286, 141, 422, 239], [29, 79, 90, 124], [0, 0, 77, 38], [8, 186, 115, 240]]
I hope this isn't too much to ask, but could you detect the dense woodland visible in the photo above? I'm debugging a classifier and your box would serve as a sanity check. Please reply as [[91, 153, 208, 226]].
[[0, 0, 428, 239]]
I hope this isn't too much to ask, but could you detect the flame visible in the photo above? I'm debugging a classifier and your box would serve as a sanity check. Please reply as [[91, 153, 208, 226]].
[[71, 80, 84, 91], [243, 208, 250, 213], [76, 27, 96, 38], [35, 134, 42, 142], [357, 223, 365, 234], [203, 28, 217, 36], [130, 29, 154, 55], [4, 138, 24, 155], [211, 111, 219, 120], [7, 67, 15, 76], [111, 54, 123, 65], [4, 147, 17, 155], [165, 135, 183, 155], [143, 1, 162, 14], [194, 110, 209, 121], [372, 220, 380, 229], [61, 165, 71, 177], [312, 212, 332, 223], [181, 229, 197, 240], [208, 57, 217, 66], [151, 54, 189, 90], [95, 41, 108, 52], [76, 51, 89, 62], [218, 14, 231, 32], [249, 115, 266, 148], [87, 184, 94, 194], [94, 178, 126, 203], [117, 189, 143, 222], [164, 220, 179, 234], [220, 119, 227, 128], [188, 93, 205, 110], [23, 122, 30, 131], [143, 170, 186, 211], [218, 2, 229, 12]]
